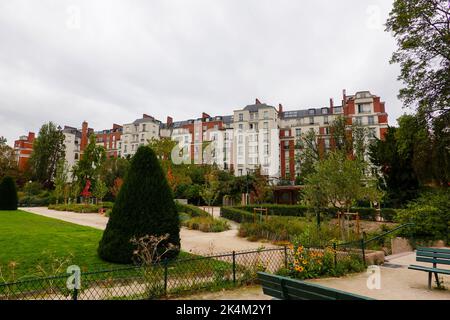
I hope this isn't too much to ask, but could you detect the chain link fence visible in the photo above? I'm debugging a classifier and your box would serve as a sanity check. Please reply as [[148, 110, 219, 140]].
[[0, 245, 366, 300]]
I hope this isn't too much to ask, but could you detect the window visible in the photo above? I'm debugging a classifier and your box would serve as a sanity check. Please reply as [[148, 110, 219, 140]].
[[238, 169, 243, 176], [238, 135, 243, 144], [354, 117, 362, 125], [358, 104, 371, 113], [322, 108, 328, 114], [263, 122, 268, 129], [142, 124, 146, 132], [239, 113, 243, 121], [238, 146, 243, 156], [238, 124, 243, 130], [368, 116, 375, 125], [334, 107, 343, 114], [309, 109, 315, 115], [309, 117, 314, 125], [263, 111, 269, 119], [263, 132, 269, 142], [284, 129, 290, 136], [324, 116, 329, 124], [264, 145, 269, 155], [74, 153, 79, 160], [324, 127, 330, 135], [324, 138, 330, 150], [296, 128, 301, 136], [284, 141, 290, 150]]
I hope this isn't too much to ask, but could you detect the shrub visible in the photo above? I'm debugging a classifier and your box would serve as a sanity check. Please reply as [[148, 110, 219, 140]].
[[183, 216, 230, 233], [175, 203, 209, 217], [238, 217, 309, 242], [98, 146, 180, 264], [396, 189, 450, 243], [381, 208, 397, 222], [0, 176, 18, 210], [48, 203, 101, 213], [220, 207, 254, 223]]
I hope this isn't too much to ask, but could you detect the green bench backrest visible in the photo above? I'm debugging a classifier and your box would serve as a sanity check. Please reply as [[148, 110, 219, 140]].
[[257, 272, 373, 300], [416, 247, 450, 266]]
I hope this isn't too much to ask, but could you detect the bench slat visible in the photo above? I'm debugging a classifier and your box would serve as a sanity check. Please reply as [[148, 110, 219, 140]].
[[417, 247, 450, 254], [408, 265, 450, 275], [416, 257, 450, 265], [416, 251, 450, 260], [257, 272, 373, 300]]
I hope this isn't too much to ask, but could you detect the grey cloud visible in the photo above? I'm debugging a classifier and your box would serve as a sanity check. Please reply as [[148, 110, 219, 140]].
[[0, 0, 406, 145]]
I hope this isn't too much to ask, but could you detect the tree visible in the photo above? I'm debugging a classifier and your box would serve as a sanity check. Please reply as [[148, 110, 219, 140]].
[[303, 152, 380, 214], [386, 0, 450, 119], [0, 176, 18, 210], [54, 160, 69, 204], [369, 126, 420, 207], [0, 138, 18, 180], [200, 169, 220, 210], [98, 157, 130, 200], [251, 167, 272, 204], [29, 122, 66, 187], [331, 116, 353, 154], [72, 134, 106, 192], [296, 128, 320, 184], [92, 180, 108, 205], [431, 112, 450, 185], [98, 146, 180, 264], [110, 177, 124, 198]]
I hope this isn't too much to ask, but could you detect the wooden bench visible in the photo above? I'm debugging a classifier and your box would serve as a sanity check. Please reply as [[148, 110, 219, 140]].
[[408, 247, 450, 289], [257, 272, 374, 300]]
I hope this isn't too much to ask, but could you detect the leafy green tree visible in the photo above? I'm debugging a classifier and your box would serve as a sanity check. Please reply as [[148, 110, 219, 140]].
[[330, 116, 353, 154], [431, 113, 450, 186], [304, 152, 380, 214], [98, 157, 130, 200], [251, 166, 273, 204], [0, 138, 18, 180], [28, 122, 66, 187], [0, 176, 18, 210], [200, 169, 220, 211], [72, 135, 106, 191], [98, 146, 180, 263], [54, 160, 69, 204], [386, 0, 450, 119], [296, 128, 320, 184], [369, 126, 420, 207], [93, 180, 108, 205]]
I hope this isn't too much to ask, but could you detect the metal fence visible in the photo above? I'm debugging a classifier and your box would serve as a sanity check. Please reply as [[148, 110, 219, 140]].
[[0, 246, 363, 301]]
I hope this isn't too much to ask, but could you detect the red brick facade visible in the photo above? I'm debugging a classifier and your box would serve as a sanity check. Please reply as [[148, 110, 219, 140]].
[[14, 132, 35, 171]]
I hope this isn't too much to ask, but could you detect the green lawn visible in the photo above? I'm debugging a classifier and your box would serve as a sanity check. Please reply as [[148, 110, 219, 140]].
[[0, 210, 125, 281], [0, 210, 229, 287]]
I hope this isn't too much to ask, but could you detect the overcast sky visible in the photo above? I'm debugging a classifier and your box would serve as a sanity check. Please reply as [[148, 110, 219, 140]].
[[0, 0, 409, 145]]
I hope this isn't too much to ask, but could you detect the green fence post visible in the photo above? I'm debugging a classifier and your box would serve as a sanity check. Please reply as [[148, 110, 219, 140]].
[[361, 238, 366, 267], [232, 251, 236, 285], [163, 259, 168, 296], [284, 246, 288, 269], [72, 288, 78, 301], [333, 243, 337, 269]]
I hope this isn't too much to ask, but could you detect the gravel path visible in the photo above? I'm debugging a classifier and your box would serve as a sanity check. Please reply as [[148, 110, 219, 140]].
[[21, 207, 277, 255]]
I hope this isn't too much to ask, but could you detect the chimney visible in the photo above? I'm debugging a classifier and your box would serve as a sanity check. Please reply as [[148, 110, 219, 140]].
[[28, 132, 35, 142], [81, 121, 88, 151], [342, 89, 347, 102], [255, 98, 262, 105], [143, 114, 152, 119], [278, 104, 283, 114], [329, 98, 334, 109], [202, 112, 210, 119], [167, 116, 173, 126]]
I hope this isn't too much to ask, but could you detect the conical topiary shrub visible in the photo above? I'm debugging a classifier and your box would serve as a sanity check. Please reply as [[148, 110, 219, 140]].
[[0, 176, 18, 210], [98, 146, 180, 263]]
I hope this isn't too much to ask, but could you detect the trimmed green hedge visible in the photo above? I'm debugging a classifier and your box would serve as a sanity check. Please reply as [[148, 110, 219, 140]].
[[175, 203, 209, 218], [226, 205, 397, 222], [381, 208, 397, 222], [220, 207, 254, 223]]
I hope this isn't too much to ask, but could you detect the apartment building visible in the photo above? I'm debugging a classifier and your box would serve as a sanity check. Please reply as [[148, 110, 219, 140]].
[[279, 90, 389, 182], [95, 124, 123, 158], [232, 100, 280, 178], [121, 114, 161, 158], [62, 125, 82, 170], [13, 132, 35, 171], [168, 113, 233, 169]]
